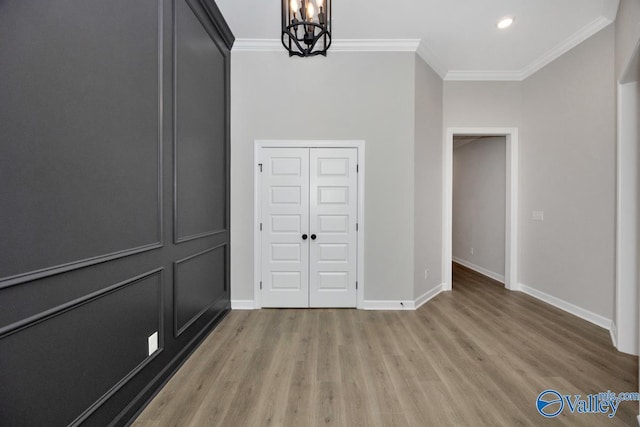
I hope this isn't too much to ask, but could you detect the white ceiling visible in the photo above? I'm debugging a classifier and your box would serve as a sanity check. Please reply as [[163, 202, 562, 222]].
[[215, 0, 619, 80]]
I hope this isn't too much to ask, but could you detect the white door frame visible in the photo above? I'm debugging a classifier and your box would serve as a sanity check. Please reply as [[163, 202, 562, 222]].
[[615, 37, 640, 356], [443, 127, 519, 291], [254, 140, 366, 309]]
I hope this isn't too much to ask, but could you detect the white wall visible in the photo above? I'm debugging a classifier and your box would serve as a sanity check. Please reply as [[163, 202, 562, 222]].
[[442, 80, 520, 291], [229, 15, 628, 331], [414, 55, 444, 300], [452, 137, 506, 280], [443, 81, 522, 128], [521, 25, 616, 320], [230, 51, 416, 303], [442, 28, 618, 324]]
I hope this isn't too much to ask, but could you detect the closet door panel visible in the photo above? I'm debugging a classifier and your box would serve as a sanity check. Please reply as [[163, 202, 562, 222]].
[[309, 148, 358, 308], [259, 146, 358, 308], [260, 148, 310, 307]]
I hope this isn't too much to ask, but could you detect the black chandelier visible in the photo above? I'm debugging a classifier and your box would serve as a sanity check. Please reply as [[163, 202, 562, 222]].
[[281, 0, 331, 57]]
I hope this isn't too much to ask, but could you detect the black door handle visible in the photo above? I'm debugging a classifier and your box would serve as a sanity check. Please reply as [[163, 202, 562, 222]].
[[310, 234, 317, 240], [302, 234, 308, 240]]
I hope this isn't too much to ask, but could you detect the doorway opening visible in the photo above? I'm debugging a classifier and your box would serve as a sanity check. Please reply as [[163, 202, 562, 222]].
[[443, 128, 518, 291], [452, 135, 507, 286]]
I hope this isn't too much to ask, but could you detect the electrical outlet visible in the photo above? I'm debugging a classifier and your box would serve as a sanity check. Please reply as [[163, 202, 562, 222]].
[[470, 247, 474, 255], [424, 269, 429, 280], [148, 332, 158, 356]]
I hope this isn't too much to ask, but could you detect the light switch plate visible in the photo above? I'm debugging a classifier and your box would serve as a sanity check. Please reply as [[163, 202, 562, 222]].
[[148, 332, 158, 356], [532, 211, 544, 221]]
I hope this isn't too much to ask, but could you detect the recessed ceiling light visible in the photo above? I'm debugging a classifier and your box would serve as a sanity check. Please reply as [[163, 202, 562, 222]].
[[497, 16, 515, 29]]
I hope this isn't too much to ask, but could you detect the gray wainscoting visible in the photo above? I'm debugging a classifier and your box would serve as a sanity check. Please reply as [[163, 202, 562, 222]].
[[0, 0, 233, 425]]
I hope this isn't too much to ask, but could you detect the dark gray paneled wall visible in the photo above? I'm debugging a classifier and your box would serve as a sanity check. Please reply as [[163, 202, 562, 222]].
[[0, 0, 233, 425], [0, 0, 161, 282], [175, 0, 227, 242]]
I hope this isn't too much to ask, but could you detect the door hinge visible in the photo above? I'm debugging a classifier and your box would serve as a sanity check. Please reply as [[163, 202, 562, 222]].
[[258, 163, 263, 172], [260, 281, 263, 290], [356, 281, 358, 290], [259, 222, 263, 231], [356, 223, 358, 231], [356, 164, 359, 173]]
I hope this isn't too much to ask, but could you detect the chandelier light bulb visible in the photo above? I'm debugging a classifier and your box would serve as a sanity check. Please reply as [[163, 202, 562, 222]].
[[290, 0, 299, 14], [307, 3, 314, 19]]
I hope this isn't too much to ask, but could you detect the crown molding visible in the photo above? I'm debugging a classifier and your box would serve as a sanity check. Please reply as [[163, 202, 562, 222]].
[[232, 38, 420, 52], [233, 39, 281, 51], [332, 39, 420, 51], [444, 70, 525, 81], [416, 40, 447, 79], [518, 15, 614, 80], [234, 14, 615, 82], [233, 37, 446, 78], [444, 15, 614, 81]]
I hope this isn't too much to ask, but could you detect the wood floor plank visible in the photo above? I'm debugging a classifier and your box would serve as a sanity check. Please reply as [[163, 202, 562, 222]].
[[340, 379, 371, 427], [282, 360, 313, 427], [133, 263, 638, 426], [310, 381, 346, 426]]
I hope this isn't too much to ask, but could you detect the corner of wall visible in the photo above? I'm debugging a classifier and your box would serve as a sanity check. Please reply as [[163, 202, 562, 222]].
[[610, 321, 618, 348], [413, 55, 445, 301], [414, 283, 444, 309]]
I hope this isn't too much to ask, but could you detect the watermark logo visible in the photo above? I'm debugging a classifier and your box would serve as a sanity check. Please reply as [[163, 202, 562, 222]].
[[537, 390, 564, 418], [536, 389, 640, 419]]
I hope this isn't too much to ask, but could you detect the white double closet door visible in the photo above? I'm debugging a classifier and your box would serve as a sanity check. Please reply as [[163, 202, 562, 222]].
[[260, 147, 358, 308]]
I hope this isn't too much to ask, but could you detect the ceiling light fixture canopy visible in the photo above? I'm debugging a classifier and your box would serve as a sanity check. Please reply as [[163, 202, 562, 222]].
[[497, 16, 515, 29], [282, 0, 331, 57]]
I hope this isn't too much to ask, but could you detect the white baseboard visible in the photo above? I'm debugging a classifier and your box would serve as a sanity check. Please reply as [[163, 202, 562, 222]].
[[363, 283, 445, 311], [231, 300, 256, 310], [507, 282, 521, 291], [518, 283, 612, 330], [453, 257, 505, 283], [636, 414, 639, 426], [236, 283, 443, 311], [415, 284, 444, 309], [362, 300, 416, 310], [609, 321, 618, 348]]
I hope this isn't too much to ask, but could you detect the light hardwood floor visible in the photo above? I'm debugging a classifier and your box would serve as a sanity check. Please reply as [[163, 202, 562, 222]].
[[133, 263, 639, 426]]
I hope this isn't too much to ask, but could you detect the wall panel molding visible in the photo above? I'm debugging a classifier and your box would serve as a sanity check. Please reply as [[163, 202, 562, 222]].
[[0, 243, 163, 291], [173, 0, 229, 244], [175, 229, 227, 244], [114, 303, 229, 426], [71, 270, 164, 426], [0, 0, 164, 290], [0, 268, 163, 338], [173, 243, 227, 337], [0, 268, 164, 425], [0, 0, 232, 423]]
